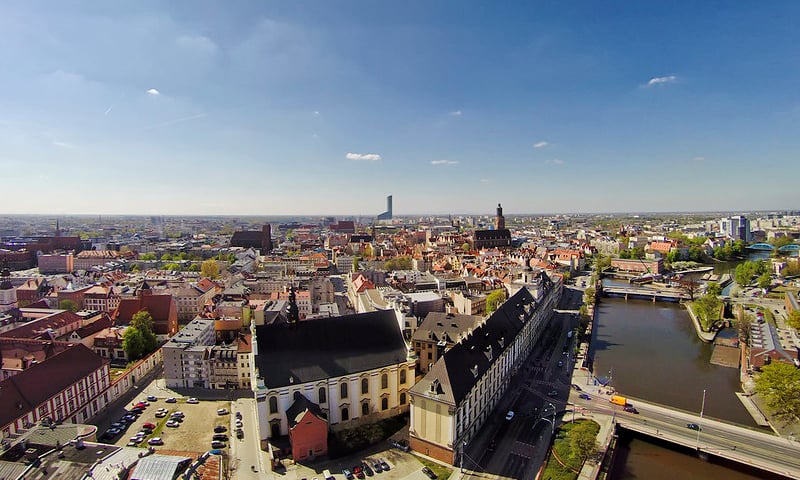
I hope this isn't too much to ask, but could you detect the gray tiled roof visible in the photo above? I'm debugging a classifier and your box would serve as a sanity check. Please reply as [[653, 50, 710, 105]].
[[255, 310, 408, 389]]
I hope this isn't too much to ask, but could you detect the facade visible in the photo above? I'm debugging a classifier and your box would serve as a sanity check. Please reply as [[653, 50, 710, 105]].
[[286, 392, 329, 461], [412, 312, 484, 374], [0, 263, 17, 312], [163, 318, 216, 389], [408, 271, 561, 465], [610, 258, 663, 274], [0, 344, 110, 437], [377, 195, 393, 221], [74, 250, 125, 270], [253, 310, 415, 448], [230, 224, 273, 254], [720, 215, 751, 242], [37, 253, 74, 274], [113, 283, 178, 337], [83, 285, 121, 313], [449, 290, 487, 316]]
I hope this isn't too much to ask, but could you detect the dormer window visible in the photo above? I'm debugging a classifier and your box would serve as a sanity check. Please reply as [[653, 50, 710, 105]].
[[430, 378, 440, 394]]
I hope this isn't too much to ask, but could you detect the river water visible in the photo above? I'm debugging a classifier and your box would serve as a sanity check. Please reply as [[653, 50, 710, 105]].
[[591, 288, 772, 478]]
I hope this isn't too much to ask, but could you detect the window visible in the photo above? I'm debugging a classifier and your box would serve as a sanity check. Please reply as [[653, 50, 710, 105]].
[[361, 378, 369, 394], [381, 397, 388, 410], [362, 402, 369, 416], [319, 387, 327, 404], [341, 407, 349, 421], [269, 396, 278, 414], [427, 352, 432, 360], [400, 369, 407, 384], [400, 393, 406, 405], [340, 383, 348, 399], [381, 374, 388, 389]]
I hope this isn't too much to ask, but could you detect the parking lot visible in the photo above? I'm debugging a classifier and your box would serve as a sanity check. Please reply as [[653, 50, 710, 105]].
[[101, 396, 236, 454]]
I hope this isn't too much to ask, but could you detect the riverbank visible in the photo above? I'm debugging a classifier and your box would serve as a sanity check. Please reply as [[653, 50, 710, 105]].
[[684, 301, 718, 342]]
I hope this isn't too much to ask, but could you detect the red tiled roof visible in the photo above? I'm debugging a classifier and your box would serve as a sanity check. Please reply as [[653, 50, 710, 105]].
[[0, 344, 106, 428], [0, 310, 83, 340]]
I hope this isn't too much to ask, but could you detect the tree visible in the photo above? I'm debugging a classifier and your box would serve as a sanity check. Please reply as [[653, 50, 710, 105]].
[[128, 311, 158, 358], [688, 246, 706, 263], [787, 311, 800, 332], [131, 311, 154, 332], [757, 272, 772, 290], [754, 362, 800, 422], [352, 256, 360, 272], [160, 253, 172, 262], [122, 327, 146, 360], [384, 256, 413, 271], [59, 299, 78, 312], [593, 254, 611, 271], [485, 289, 506, 314], [139, 253, 156, 261], [739, 311, 753, 345], [583, 287, 596, 306], [706, 281, 722, 297], [201, 259, 220, 279], [666, 249, 681, 263], [770, 236, 795, 248], [569, 421, 599, 464]]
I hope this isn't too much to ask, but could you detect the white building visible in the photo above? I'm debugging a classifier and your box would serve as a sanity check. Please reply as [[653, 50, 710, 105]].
[[162, 318, 216, 389]]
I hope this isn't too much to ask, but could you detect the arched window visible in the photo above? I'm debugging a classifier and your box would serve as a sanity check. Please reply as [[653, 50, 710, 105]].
[[361, 378, 369, 394], [381, 373, 388, 389], [341, 407, 349, 421], [318, 387, 327, 404], [400, 369, 407, 384], [381, 397, 389, 410], [400, 393, 406, 405], [269, 396, 278, 414], [362, 402, 369, 416], [340, 382, 348, 399]]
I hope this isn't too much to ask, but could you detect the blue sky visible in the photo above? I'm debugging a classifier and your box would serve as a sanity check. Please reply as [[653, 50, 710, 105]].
[[1, 1, 798, 216]]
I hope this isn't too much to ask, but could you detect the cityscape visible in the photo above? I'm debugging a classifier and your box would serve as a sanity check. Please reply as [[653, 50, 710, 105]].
[[1, 3, 799, 480]]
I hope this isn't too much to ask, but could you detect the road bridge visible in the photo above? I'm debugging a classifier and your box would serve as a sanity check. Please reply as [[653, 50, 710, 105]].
[[601, 285, 689, 302], [571, 394, 800, 479]]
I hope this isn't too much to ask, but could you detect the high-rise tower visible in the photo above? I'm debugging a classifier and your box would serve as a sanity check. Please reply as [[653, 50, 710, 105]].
[[495, 203, 505, 230]]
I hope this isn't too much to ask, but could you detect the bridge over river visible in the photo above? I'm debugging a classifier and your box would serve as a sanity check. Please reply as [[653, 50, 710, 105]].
[[571, 393, 800, 479], [601, 285, 689, 302]]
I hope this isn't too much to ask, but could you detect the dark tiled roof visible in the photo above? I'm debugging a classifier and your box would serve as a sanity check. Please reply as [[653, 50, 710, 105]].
[[255, 310, 407, 389], [0, 344, 106, 428], [412, 312, 484, 344], [286, 391, 325, 428], [411, 274, 553, 406], [73, 315, 113, 339]]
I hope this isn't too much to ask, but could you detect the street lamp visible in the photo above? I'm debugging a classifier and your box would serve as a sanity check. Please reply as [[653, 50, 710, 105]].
[[459, 441, 467, 473], [696, 389, 706, 450]]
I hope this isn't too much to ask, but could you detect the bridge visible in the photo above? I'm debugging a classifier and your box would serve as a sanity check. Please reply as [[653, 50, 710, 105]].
[[601, 285, 689, 302], [571, 394, 800, 479], [747, 242, 800, 253]]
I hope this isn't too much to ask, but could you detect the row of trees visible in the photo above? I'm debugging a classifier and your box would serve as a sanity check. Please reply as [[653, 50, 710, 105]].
[[734, 260, 770, 287], [384, 256, 413, 271], [755, 362, 800, 423]]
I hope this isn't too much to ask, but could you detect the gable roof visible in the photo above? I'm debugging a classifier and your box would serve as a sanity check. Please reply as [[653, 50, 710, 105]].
[[0, 344, 106, 428], [412, 312, 484, 345], [286, 391, 326, 428], [72, 315, 113, 339], [411, 277, 552, 406], [254, 310, 408, 389]]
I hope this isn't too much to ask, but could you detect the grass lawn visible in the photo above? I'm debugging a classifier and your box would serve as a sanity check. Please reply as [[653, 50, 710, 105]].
[[419, 459, 452, 480], [541, 420, 600, 480]]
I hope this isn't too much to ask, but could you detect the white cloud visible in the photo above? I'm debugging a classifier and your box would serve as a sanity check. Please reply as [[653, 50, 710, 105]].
[[546, 158, 565, 165], [450, 110, 462, 116], [646, 75, 678, 87], [52, 140, 75, 149], [313, 110, 320, 116], [146, 88, 160, 96], [141, 113, 208, 130], [346, 152, 382, 161], [693, 156, 705, 162], [533, 141, 549, 149], [431, 160, 459, 166], [176, 35, 218, 55], [480, 178, 490, 183]]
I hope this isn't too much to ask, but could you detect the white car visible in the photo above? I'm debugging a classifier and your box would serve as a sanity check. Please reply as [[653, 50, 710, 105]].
[[235, 420, 243, 428], [217, 408, 229, 415], [187, 398, 199, 404], [505, 411, 515, 421]]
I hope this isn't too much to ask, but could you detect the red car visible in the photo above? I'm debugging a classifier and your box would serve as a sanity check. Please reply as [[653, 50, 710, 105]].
[[143, 422, 156, 429]]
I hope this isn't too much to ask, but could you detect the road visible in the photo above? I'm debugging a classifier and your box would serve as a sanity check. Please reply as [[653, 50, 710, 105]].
[[460, 285, 584, 480], [570, 393, 800, 479]]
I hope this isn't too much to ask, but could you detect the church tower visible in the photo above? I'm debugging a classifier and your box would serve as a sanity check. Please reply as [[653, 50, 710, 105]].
[[0, 260, 18, 312], [495, 203, 506, 230]]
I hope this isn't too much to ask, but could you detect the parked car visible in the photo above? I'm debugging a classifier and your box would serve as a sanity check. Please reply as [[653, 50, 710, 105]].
[[155, 411, 167, 418], [143, 422, 156, 430], [214, 425, 227, 433], [187, 398, 199, 404], [165, 420, 180, 428], [505, 410, 515, 421], [686, 423, 701, 431], [213, 434, 228, 442], [211, 440, 226, 449], [147, 437, 163, 446], [235, 420, 243, 428], [129, 436, 144, 444], [235, 411, 242, 420], [579, 393, 591, 400], [235, 428, 244, 439], [371, 460, 382, 473], [361, 462, 373, 476], [422, 467, 438, 479], [353, 465, 364, 479], [571, 384, 582, 391], [379, 460, 390, 471], [342, 468, 354, 480], [217, 408, 229, 415], [165, 397, 177, 403], [391, 439, 409, 451], [171, 411, 185, 418], [146, 395, 157, 402]]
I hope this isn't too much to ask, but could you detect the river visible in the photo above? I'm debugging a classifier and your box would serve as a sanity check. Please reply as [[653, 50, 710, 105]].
[[591, 288, 773, 478]]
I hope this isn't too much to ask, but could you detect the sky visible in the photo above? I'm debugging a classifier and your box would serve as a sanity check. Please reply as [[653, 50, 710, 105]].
[[1, 1, 798, 216]]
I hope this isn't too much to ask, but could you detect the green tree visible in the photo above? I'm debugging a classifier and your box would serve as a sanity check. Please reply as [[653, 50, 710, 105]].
[[688, 246, 706, 263], [787, 311, 800, 331], [385, 256, 413, 271], [201, 259, 220, 279], [754, 362, 800, 422], [352, 256, 360, 272], [593, 254, 611, 271], [131, 311, 154, 332], [666, 249, 681, 263], [770, 236, 795, 248], [163, 262, 181, 271], [569, 421, 599, 464], [731, 240, 745, 256], [160, 253, 172, 262], [59, 299, 78, 312], [486, 289, 506, 314], [188, 263, 201, 272], [583, 287, 596, 306], [139, 253, 156, 261], [757, 272, 772, 290], [706, 281, 722, 297], [122, 327, 146, 360]]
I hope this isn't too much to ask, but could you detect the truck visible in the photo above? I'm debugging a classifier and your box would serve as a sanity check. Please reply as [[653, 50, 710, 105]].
[[610, 395, 628, 406]]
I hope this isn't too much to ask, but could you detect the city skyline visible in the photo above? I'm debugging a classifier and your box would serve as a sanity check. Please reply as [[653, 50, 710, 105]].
[[1, 1, 799, 216]]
